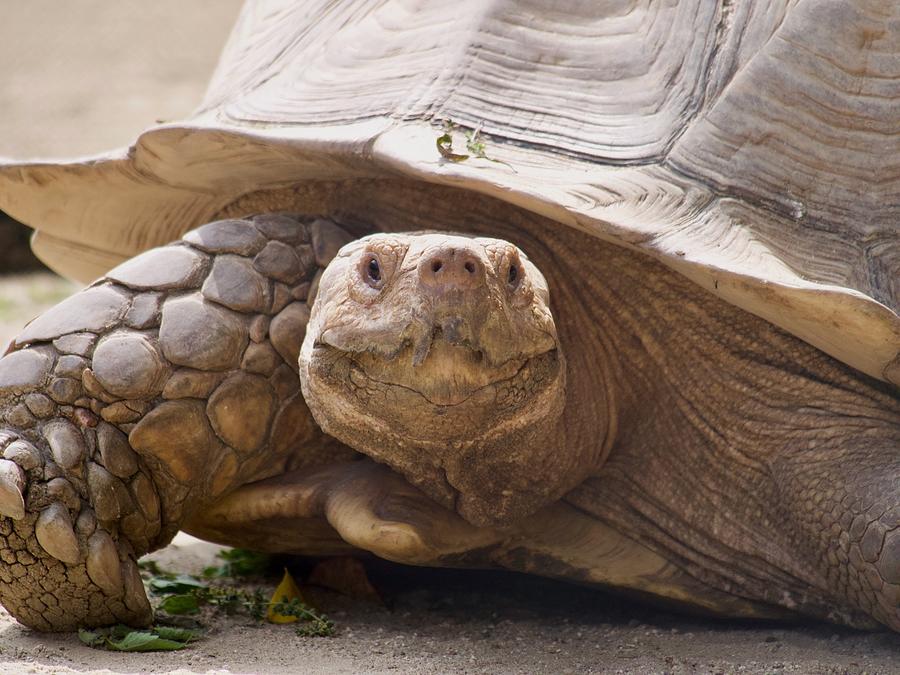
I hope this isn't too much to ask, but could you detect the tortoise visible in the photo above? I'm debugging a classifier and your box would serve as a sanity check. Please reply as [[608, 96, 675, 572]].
[[0, 0, 898, 633]]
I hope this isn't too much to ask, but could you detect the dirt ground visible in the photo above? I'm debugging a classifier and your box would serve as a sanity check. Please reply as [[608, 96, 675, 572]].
[[0, 3, 899, 674], [0, 530, 897, 675]]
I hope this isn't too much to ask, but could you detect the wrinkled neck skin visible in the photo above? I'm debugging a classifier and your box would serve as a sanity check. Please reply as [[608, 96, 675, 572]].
[[300, 232, 616, 527]]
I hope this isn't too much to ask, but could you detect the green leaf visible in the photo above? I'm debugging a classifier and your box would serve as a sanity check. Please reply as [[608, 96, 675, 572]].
[[108, 624, 136, 639], [137, 559, 164, 575], [153, 614, 204, 630], [150, 574, 206, 595], [211, 548, 272, 578], [159, 594, 200, 615], [106, 631, 160, 651], [174, 574, 207, 587], [77, 628, 104, 648], [122, 637, 188, 652], [79, 625, 196, 652], [106, 631, 188, 652], [152, 625, 199, 642], [464, 129, 486, 156]]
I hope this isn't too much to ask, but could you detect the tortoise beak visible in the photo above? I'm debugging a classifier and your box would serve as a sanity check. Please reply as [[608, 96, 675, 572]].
[[411, 318, 477, 367]]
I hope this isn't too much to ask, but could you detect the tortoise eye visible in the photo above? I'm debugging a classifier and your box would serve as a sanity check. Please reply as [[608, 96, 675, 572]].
[[507, 262, 520, 288], [366, 257, 381, 285]]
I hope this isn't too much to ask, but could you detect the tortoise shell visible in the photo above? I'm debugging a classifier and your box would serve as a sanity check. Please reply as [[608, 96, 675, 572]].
[[0, 0, 896, 383]]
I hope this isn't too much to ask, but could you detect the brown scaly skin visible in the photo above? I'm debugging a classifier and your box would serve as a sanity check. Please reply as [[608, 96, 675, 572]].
[[0, 214, 354, 630], [533, 227, 900, 631]]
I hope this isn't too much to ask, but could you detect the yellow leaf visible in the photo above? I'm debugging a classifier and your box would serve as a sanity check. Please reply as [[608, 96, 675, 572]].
[[266, 568, 306, 624]]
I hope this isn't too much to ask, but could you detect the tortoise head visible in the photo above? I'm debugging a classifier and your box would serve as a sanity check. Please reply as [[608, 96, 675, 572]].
[[299, 232, 566, 526]]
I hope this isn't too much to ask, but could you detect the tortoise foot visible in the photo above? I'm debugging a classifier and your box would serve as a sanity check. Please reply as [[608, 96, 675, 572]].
[[0, 426, 152, 631], [185, 460, 503, 566]]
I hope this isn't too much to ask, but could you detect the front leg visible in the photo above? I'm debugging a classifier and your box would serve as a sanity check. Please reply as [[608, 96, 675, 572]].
[[186, 460, 501, 564], [0, 213, 352, 630]]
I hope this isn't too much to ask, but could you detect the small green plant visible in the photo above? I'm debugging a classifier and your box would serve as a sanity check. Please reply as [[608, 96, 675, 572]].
[[271, 597, 335, 637], [436, 120, 516, 171], [80, 552, 335, 651], [203, 547, 273, 579], [150, 575, 335, 637]]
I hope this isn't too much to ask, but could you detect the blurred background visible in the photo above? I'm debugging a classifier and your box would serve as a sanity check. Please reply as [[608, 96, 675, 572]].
[[0, 0, 243, 346]]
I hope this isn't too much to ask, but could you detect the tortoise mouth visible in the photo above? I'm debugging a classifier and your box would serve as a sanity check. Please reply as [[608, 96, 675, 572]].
[[312, 335, 560, 409]]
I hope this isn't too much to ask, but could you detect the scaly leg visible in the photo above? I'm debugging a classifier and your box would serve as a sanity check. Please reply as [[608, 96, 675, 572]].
[[0, 213, 354, 630]]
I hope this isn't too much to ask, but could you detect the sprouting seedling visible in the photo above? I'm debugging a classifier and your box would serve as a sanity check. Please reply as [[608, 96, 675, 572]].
[[436, 120, 516, 171], [464, 122, 488, 157]]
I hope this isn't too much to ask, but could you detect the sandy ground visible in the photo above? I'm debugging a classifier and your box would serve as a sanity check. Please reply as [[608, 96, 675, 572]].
[[0, 526, 899, 674], [1, 3, 899, 674]]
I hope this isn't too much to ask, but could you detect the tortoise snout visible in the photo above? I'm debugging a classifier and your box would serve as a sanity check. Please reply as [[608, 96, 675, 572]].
[[417, 245, 485, 294]]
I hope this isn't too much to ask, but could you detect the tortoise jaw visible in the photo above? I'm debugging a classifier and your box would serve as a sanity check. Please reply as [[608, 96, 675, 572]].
[[311, 337, 559, 411], [301, 333, 568, 526]]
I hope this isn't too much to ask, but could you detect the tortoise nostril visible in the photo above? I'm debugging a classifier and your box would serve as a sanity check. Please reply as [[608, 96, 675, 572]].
[[419, 245, 485, 292]]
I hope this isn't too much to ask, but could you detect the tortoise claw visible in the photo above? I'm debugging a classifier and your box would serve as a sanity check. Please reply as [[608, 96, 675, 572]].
[[86, 530, 123, 596], [35, 502, 81, 564], [122, 555, 152, 617], [0, 458, 25, 520]]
